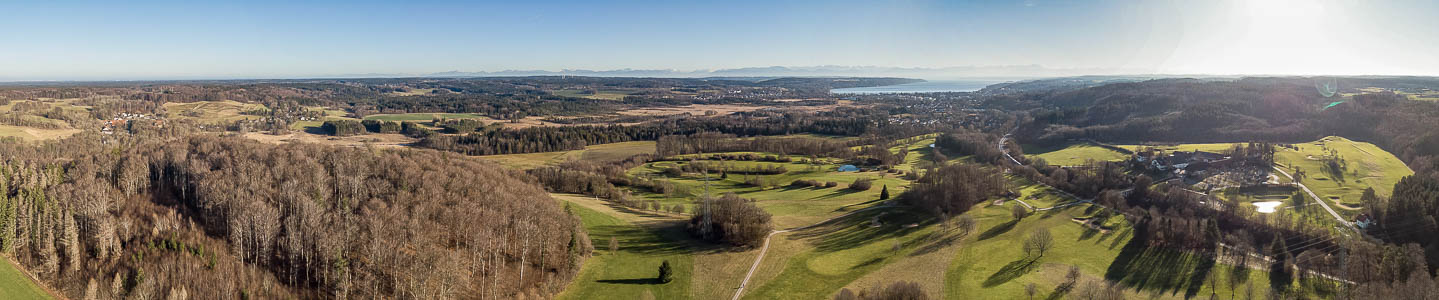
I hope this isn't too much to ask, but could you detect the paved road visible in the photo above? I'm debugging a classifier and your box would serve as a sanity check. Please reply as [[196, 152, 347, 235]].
[[730, 204, 894, 300], [1272, 167, 1354, 231]]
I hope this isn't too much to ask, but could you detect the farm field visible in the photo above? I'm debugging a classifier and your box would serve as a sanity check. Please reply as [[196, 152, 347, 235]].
[[552, 89, 634, 100], [361, 112, 490, 122], [163, 100, 266, 123], [1025, 143, 1130, 166], [0, 125, 81, 141], [1, 257, 51, 300], [481, 141, 657, 170]]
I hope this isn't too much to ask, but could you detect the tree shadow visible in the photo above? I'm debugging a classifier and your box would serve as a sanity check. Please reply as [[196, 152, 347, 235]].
[[1107, 228, 1131, 250], [788, 208, 929, 253], [1103, 235, 1216, 299], [977, 219, 1019, 240], [909, 232, 965, 257], [837, 198, 888, 211], [595, 278, 661, 285], [983, 258, 1039, 287], [814, 188, 863, 200]]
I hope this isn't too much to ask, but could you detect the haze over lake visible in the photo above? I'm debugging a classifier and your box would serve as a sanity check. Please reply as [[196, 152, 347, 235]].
[[830, 80, 1004, 94]]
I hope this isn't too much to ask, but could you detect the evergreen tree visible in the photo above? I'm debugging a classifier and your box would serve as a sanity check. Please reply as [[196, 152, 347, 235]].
[[658, 260, 674, 283], [879, 185, 890, 200]]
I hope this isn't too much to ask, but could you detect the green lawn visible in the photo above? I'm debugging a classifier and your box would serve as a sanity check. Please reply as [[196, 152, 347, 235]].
[[943, 203, 1331, 299], [1027, 144, 1130, 166], [1009, 175, 1078, 208], [743, 208, 941, 299], [628, 159, 908, 228], [1, 257, 50, 300], [1274, 136, 1412, 211], [556, 199, 695, 300]]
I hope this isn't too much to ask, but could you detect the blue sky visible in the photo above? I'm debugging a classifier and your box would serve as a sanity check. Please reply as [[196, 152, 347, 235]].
[[2, 0, 1437, 80]]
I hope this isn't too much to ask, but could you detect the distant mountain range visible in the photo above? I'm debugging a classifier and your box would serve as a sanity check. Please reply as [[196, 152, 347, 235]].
[[419, 65, 1140, 80]]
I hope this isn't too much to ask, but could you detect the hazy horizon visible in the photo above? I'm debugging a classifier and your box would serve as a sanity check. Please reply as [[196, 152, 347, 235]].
[[4, 0, 1438, 80]]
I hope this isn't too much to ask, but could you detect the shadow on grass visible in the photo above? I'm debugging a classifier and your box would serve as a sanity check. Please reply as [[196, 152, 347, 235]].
[[983, 258, 1039, 287], [837, 197, 888, 211], [595, 278, 661, 285], [814, 188, 864, 200], [787, 207, 930, 253], [1107, 228, 1131, 250], [909, 231, 966, 257], [977, 219, 1019, 241], [1104, 235, 1216, 299]]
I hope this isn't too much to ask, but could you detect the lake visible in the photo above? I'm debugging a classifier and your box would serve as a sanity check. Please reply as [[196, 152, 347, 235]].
[[830, 80, 1004, 94]]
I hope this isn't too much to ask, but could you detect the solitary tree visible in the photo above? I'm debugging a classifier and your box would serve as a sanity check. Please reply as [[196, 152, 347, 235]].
[[1011, 204, 1029, 220], [658, 260, 674, 283], [1023, 228, 1054, 260], [608, 237, 618, 254], [879, 185, 890, 200], [1025, 282, 1038, 300]]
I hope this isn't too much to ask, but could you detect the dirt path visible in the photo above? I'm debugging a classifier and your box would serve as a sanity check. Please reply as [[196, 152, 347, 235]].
[[729, 204, 894, 300]]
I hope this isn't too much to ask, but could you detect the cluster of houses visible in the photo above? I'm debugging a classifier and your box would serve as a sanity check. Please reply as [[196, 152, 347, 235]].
[[99, 113, 162, 135], [1133, 150, 1238, 177]]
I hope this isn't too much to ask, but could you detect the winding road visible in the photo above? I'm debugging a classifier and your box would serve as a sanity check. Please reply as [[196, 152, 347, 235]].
[[1272, 167, 1354, 231]]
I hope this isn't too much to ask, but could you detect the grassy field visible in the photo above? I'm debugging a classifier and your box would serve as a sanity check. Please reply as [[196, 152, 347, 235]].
[[163, 100, 266, 123], [1274, 136, 1412, 210], [554, 194, 698, 300], [0, 125, 81, 141], [942, 203, 1328, 299], [481, 141, 657, 170], [743, 207, 945, 299], [628, 159, 908, 228], [1010, 175, 1078, 208], [361, 112, 490, 122], [545, 136, 1350, 299], [1118, 142, 1240, 154], [552, 89, 633, 100], [1026, 143, 1130, 166], [1, 257, 51, 300]]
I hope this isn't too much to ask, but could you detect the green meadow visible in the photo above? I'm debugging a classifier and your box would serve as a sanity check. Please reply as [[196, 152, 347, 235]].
[[1, 257, 51, 300]]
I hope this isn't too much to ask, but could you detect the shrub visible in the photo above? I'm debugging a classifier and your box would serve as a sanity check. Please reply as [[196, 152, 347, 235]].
[[825, 181, 839, 188], [848, 178, 874, 191]]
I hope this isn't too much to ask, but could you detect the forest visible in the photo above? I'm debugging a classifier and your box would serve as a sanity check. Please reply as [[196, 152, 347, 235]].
[[0, 134, 589, 299]]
